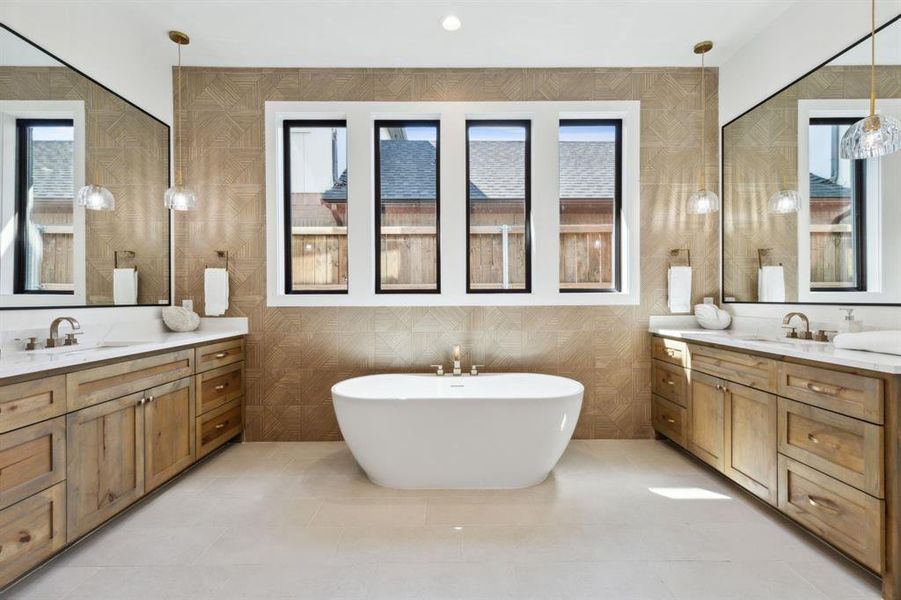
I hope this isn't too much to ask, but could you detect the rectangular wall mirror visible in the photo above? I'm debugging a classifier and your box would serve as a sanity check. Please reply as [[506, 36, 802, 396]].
[[722, 13, 901, 305], [0, 23, 170, 308]]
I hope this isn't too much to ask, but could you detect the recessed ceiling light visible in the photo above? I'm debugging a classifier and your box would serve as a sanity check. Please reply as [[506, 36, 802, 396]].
[[441, 15, 462, 32]]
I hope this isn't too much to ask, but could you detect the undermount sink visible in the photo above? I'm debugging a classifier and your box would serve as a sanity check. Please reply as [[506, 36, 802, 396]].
[[30, 341, 141, 355]]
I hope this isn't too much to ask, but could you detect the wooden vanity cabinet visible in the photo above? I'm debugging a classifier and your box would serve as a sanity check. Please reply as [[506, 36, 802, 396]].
[[144, 377, 195, 493], [688, 371, 725, 471], [66, 391, 146, 541], [0, 335, 245, 589], [652, 333, 897, 596], [723, 382, 778, 505]]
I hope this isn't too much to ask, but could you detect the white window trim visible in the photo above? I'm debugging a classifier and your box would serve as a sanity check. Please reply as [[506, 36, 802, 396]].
[[0, 100, 86, 307], [264, 100, 640, 307], [796, 99, 901, 303]]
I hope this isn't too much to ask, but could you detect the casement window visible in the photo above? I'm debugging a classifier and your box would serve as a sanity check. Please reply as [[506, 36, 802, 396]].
[[808, 118, 866, 292], [14, 118, 76, 294], [266, 101, 641, 306], [465, 120, 531, 293], [282, 120, 348, 293], [374, 120, 440, 293], [558, 119, 622, 292]]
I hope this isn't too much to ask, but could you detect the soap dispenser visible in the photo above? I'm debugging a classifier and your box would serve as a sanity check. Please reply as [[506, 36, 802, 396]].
[[839, 308, 863, 333]]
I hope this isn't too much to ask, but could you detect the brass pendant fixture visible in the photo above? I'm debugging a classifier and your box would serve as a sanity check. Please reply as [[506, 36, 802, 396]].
[[164, 30, 197, 211], [687, 40, 720, 215], [839, 0, 901, 159]]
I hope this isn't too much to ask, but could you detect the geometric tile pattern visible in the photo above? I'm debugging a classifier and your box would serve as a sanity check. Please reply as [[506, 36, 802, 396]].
[[0, 66, 170, 305], [723, 65, 898, 302], [174, 67, 720, 440]]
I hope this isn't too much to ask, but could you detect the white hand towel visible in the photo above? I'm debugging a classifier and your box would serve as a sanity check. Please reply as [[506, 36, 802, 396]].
[[667, 266, 692, 314], [113, 268, 138, 305], [758, 266, 785, 302], [833, 331, 901, 356], [204, 268, 229, 316]]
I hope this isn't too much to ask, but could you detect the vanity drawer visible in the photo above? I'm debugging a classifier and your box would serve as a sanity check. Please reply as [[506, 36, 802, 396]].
[[688, 344, 777, 392], [652, 360, 687, 408], [195, 338, 244, 373], [777, 362, 883, 424], [651, 336, 688, 367], [0, 481, 66, 588], [0, 376, 66, 435], [652, 395, 687, 448], [66, 349, 194, 411], [197, 398, 242, 459], [778, 398, 883, 497], [778, 455, 883, 572], [0, 418, 66, 511], [196, 363, 244, 416]]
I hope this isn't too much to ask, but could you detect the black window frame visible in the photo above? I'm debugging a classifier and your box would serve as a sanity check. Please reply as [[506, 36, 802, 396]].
[[808, 117, 867, 293], [282, 119, 349, 295], [558, 118, 623, 294], [373, 119, 441, 295], [14, 118, 76, 295], [465, 119, 532, 294]]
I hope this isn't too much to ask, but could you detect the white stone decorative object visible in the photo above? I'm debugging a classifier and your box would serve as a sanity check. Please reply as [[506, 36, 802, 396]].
[[694, 304, 732, 330], [162, 306, 201, 332]]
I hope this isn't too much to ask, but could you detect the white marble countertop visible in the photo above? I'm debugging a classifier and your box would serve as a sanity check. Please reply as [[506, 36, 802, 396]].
[[0, 317, 248, 380], [649, 324, 901, 375]]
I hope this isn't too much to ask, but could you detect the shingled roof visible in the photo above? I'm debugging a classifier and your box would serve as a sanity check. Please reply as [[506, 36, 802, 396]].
[[321, 140, 616, 201], [32, 140, 74, 200], [809, 173, 852, 199]]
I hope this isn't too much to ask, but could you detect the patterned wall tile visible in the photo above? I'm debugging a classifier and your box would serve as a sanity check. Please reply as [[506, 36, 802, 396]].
[[175, 66, 720, 441]]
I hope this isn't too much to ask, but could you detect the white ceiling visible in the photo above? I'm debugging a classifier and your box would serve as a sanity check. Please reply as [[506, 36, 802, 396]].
[[117, 0, 798, 68]]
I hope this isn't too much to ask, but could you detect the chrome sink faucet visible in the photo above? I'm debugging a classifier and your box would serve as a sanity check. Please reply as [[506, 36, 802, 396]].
[[47, 317, 81, 348], [782, 312, 812, 340]]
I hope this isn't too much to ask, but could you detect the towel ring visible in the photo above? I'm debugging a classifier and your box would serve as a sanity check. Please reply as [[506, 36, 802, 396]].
[[205, 250, 229, 271], [114, 250, 137, 271], [668, 248, 691, 268]]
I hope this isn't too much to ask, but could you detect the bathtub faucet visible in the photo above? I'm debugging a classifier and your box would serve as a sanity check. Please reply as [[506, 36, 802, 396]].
[[452, 345, 462, 376]]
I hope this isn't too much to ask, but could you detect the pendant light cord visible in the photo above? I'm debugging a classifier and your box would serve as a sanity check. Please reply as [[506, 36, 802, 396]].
[[700, 50, 706, 190], [869, 0, 876, 117], [176, 42, 183, 187]]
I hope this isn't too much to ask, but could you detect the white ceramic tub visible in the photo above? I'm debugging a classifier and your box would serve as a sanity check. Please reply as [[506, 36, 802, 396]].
[[332, 373, 583, 489]]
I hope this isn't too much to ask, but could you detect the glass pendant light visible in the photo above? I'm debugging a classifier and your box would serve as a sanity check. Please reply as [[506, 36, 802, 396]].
[[76, 160, 115, 211], [768, 189, 801, 214], [687, 41, 719, 215], [840, 0, 901, 159], [164, 30, 197, 211]]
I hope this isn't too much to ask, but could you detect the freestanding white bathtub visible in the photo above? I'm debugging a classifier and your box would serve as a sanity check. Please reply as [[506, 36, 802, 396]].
[[332, 373, 583, 489]]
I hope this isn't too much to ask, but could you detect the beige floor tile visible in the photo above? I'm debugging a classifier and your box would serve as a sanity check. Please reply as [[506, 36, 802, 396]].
[[367, 561, 517, 600], [2, 440, 881, 600], [651, 560, 830, 600], [311, 497, 428, 526]]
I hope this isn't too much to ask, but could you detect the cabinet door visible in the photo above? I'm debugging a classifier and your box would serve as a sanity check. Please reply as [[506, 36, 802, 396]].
[[689, 371, 725, 471], [145, 377, 195, 493], [67, 392, 145, 542], [725, 382, 778, 504]]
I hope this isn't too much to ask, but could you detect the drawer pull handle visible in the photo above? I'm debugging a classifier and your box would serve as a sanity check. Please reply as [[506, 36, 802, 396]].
[[806, 382, 841, 396], [665, 379, 675, 386], [215, 384, 228, 391], [807, 495, 841, 514], [215, 423, 226, 430], [807, 433, 821, 444], [665, 349, 676, 356], [662, 417, 676, 424], [18, 532, 31, 544], [214, 352, 228, 359]]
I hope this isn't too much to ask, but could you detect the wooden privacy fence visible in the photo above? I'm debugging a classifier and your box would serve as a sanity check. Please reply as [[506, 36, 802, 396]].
[[290, 224, 614, 290], [38, 225, 74, 291], [810, 224, 855, 288]]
